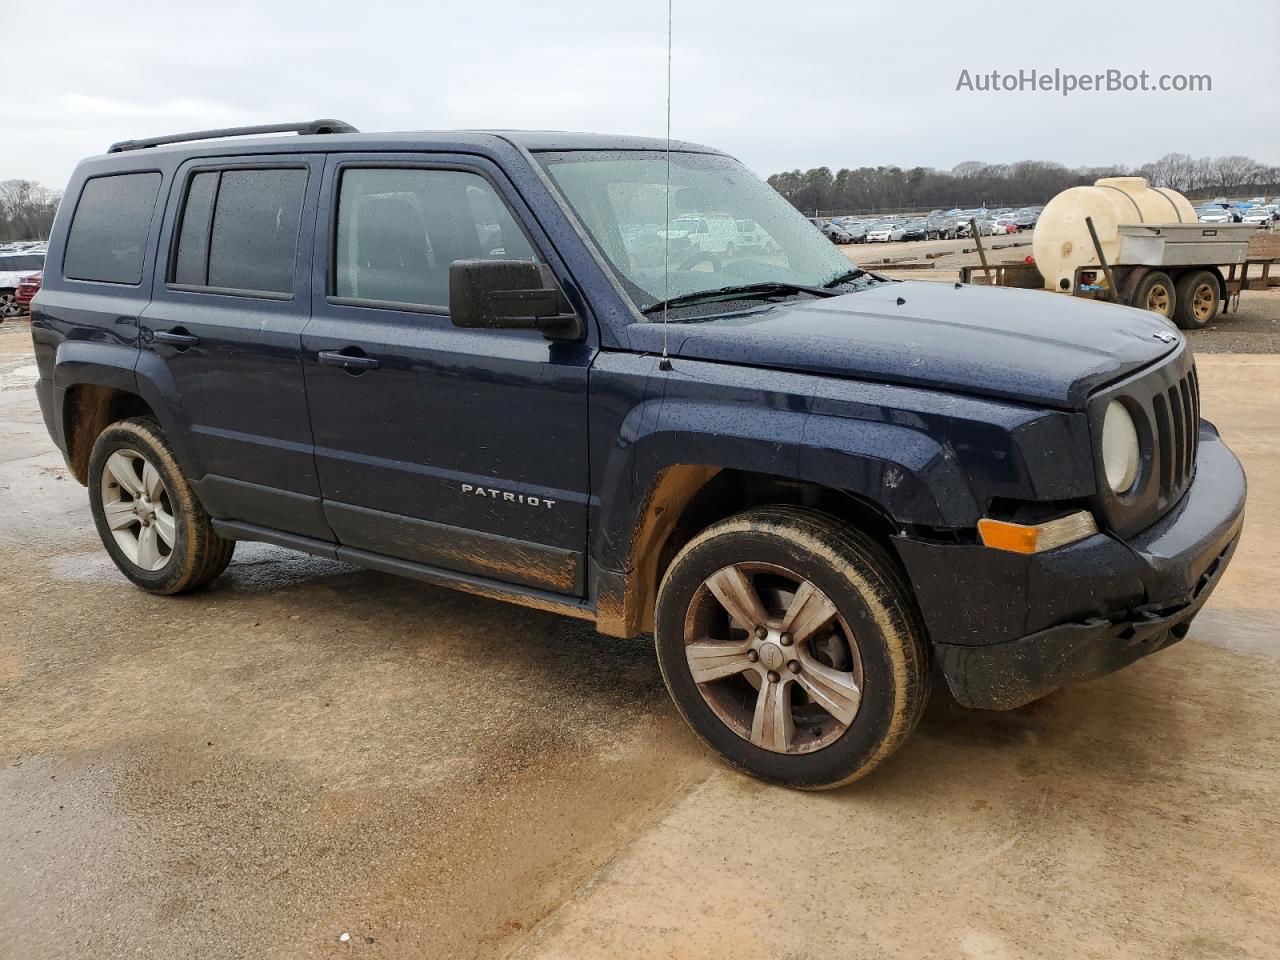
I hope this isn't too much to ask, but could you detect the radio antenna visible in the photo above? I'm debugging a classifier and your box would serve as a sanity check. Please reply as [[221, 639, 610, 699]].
[[659, 0, 673, 371]]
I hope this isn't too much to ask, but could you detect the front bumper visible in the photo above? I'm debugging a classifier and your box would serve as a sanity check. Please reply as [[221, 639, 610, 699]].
[[894, 422, 1246, 710]]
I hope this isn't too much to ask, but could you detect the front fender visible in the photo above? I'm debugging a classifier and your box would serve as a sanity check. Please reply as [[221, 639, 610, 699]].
[[591, 391, 979, 576]]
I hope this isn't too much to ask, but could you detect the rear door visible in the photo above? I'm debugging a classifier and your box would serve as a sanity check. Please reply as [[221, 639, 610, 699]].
[[300, 154, 595, 595], [141, 156, 331, 540]]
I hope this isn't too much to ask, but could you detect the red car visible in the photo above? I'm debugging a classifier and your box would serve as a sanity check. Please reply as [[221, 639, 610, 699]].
[[15, 271, 42, 313]]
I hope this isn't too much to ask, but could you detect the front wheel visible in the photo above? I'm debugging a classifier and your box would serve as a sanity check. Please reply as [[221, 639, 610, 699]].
[[88, 417, 235, 594], [655, 506, 929, 789]]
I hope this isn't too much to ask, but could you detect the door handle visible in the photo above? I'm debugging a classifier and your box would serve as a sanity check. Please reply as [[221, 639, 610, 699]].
[[153, 329, 200, 349], [318, 349, 380, 371]]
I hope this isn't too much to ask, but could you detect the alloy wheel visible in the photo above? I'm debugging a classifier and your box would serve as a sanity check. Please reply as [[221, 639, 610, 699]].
[[682, 562, 863, 754], [99, 449, 176, 571]]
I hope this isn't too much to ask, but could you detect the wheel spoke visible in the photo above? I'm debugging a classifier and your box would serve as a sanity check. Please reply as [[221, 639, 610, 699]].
[[135, 524, 162, 569], [780, 580, 838, 644], [750, 673, 794, 752], [105, 452, 144, 497], [142, 461, 164, 499], [686, 639, 756, 683], [796, 652, 861, 725], [706, 565, 771, 630], [103, 499, 137, 531], [153, 507, 176, 548]]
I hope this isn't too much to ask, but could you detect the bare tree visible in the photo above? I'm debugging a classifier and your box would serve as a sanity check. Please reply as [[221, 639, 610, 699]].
[[0, 180, 62, 242], [770, 152, 1278, 216]]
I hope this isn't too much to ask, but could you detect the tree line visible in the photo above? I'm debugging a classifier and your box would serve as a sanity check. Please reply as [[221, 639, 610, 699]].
[[767, 154, 1280, 217], [0, 181, 62, 242]]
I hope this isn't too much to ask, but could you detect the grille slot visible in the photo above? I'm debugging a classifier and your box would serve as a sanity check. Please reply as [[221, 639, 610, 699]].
[[1152, 392, 1174, 499]]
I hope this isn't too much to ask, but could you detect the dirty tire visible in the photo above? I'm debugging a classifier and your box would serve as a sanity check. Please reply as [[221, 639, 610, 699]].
[[1172, 270, 1220, 331], [88, 417, 235, 594], [1130, 270, 1176, 320], [655, 506, 929, 789]]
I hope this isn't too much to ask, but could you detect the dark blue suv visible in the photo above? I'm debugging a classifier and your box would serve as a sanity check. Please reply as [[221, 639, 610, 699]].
[[30, 121, 1246, 788]]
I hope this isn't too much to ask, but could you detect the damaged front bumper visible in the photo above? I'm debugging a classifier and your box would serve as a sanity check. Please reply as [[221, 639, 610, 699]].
[[894, 422, 1246, 710]]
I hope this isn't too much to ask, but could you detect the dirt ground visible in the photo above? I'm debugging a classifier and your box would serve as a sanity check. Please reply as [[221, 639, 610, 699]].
[[1, 307, 1278, 959]]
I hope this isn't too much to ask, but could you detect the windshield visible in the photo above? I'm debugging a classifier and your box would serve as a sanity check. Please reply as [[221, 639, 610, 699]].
[[537, 150, 858, 314]]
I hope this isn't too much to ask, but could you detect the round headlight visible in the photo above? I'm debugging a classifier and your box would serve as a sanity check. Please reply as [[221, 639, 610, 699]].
[[1102, 400, 1140, 494]]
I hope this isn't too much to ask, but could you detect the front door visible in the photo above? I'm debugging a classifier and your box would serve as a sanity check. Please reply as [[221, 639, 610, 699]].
[[142, 156, 330, 540], [300, 155, 594, 594]]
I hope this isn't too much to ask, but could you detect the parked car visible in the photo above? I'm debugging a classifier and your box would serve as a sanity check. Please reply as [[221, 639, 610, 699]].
[[1198, 207, 1234, 224], [956, 218, 995, 238], [834, 219, 869, 243], [0, 252, 46, 319], [669, 215, 745, 255], [32, 120, 1245, 789], [734, 218, 773, 251], [865, 221, 906, 242], [991, 218, 1018, 235], [15, 271, 42, 312], [822, 221, 857, 244], [901, 219, 929, 241], [1242, 208, 1274, 228], [922, 216, 952, 240]]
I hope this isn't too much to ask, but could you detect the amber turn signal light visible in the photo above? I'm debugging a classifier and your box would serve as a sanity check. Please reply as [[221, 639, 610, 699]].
[[977, 511, 1099, 555]]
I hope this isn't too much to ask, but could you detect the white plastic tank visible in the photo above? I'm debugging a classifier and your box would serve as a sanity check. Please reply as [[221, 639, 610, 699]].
[[1032, 177, 1198, 292]]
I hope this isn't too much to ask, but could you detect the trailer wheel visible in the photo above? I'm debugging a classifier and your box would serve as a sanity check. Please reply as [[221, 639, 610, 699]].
[[1130, 271, 1176, 320], [1172, 270, 1220, 331]]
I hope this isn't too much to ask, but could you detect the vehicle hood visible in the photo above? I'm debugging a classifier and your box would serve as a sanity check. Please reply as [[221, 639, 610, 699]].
[[626, 280, 1180, 409]]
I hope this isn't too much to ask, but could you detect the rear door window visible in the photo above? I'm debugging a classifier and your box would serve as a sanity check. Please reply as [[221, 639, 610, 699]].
[[63, 172, 162, 284], [170, 167, 307, 295]]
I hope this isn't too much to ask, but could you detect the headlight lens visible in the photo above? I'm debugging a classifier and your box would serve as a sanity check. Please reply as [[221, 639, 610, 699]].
[[1102, 401, 1140, 494]]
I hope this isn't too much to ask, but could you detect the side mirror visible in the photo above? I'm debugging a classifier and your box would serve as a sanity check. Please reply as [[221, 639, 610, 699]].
[[449, 260, 580, 337]]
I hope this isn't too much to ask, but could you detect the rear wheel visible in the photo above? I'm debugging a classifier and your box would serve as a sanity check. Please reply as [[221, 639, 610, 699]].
[[0, 290, 19, 319], [88, 417, 235, 594], [1130, 270, 1176, 320], [654, 506, 929, 789], [1173, 270, 1220, 330]]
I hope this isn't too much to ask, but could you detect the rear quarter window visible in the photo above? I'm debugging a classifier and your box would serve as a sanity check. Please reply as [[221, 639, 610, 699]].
[[63, 172, 162, 284]]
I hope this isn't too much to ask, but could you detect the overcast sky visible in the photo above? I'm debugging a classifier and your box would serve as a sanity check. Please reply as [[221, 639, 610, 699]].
[[14, 0, 1279, 190]]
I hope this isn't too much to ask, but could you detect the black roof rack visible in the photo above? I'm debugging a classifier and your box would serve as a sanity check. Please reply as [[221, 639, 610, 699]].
[[107, 119, 359, 154]]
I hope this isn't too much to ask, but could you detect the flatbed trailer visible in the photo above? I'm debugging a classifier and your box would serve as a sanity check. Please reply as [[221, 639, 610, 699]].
[[960, 221, 1277, 329]]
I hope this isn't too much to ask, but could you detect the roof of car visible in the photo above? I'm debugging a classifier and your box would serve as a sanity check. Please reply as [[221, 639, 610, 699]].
[[95, 126, 724, 161]]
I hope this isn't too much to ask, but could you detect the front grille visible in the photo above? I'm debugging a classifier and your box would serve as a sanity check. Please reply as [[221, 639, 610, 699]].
[[1150, 365, 1199, 502], [1090, 344, 1199, 538]]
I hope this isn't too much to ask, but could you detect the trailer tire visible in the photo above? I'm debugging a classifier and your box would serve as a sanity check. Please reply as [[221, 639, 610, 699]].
[[1130, 271, 1176, 320], [1172, 270, 1220, 330]]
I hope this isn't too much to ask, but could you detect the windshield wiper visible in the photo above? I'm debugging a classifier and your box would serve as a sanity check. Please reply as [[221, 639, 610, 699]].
[[822, 268, 883, 289], [641, 281, 837, 315]]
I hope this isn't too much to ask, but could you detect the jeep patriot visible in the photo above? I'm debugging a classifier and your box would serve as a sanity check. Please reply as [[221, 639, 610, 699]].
[[30, 120, 1246, 787]]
